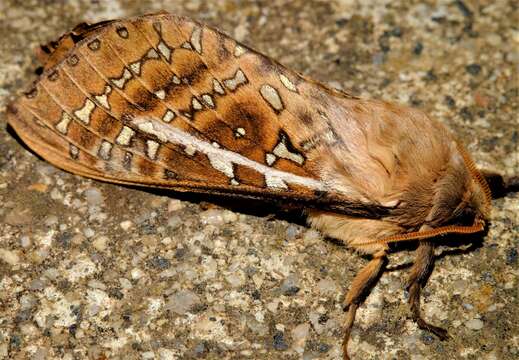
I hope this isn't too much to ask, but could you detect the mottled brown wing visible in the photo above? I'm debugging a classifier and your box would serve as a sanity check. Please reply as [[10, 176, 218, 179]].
[[7, 12, 388, 218]]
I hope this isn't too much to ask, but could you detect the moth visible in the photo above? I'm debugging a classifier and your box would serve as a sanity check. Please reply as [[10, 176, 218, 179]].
[[6, 11, 518, 359]]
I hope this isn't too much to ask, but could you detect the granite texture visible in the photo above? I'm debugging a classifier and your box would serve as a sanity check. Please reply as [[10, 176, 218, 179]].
[[0, 0, 518, 359]]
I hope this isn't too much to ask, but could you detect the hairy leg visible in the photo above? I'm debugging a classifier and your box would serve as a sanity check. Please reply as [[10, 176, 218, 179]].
[[342, 250, 387, 360], [406, 241, 449, 339]]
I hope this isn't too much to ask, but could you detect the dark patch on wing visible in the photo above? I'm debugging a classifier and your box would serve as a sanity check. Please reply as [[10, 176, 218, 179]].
[[132, 88, 157, 111], [121, 113, 134, 124], [215, 32, 232, 61], [233, 163, 266, 187], [164, 78, 183, 97], [24, 87, 38, 99], [123, 151, 132, 170], [255, 53, 276, 75], [164, 169, 177, 179], [48, 70, 60, 81], [179, 60, 208, 86], [137, 157, 159, 177], [75, 125, 97, 149], [298, 110, 314, 125], [223, 101, 266, 141], [95, 114, 120, 138]]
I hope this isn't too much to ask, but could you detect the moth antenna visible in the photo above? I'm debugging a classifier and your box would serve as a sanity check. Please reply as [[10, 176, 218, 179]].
[[368, 221, 485, 246], [455, 142, 493, 207]]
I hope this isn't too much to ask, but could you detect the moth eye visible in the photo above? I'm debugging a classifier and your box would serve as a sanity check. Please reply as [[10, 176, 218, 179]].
[[451, 205, 476, 226]]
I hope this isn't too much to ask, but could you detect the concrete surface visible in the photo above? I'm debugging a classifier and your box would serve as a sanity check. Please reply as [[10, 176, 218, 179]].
[[0, 0, 518, 359]]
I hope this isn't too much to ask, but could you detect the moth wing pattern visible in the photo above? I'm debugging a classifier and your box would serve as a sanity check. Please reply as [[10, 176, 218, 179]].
[[7, 12, 388, 217]]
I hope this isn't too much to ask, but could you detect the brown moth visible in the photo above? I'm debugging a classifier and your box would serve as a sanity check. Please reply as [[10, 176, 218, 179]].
[[6, 11, 515, 359]]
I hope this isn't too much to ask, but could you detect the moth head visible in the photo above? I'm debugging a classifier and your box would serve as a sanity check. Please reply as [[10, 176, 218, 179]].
[[431, 173, 490, 225], [379, 151, 492, 246], [461, 174, 492, 224], [426, 143, 492, 234]]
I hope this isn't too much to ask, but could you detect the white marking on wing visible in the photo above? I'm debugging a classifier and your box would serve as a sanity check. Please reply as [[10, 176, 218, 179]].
[[208, 153, 234, 178], [129, 61, 141, 75], [279, 74, 297, 92], [224, 69, 247, 91], [172, 75, 181, 85], [146, 48, 159, 59], [69, 144, 79, 159], [192, 97, 203, 110], [235, 127, 246, 138], [134, 118, 324, 190], [146, 140, 159, 160], [184, 145, 196, 156], [265, 153, 276, 166], [162, 110, 176, 123], [74, 98, 95, 124], [111, 68, 132, 89], [115, 126, 135, 146], [55, 112, 72, 134], [213, 79, 225, 94], [260, 84, 283, 111], [272, 140, 304, 165], [234, 44, 246, 57], [94, 85, 112, 109], [181, 42, 193, 50], [154, 89, 166, 100], [98, 141, 112, 160], [157, 41, 171, 61], [201, 94, 214, 108], [265, 175, 288, 190], [190, 27, 202, 54]]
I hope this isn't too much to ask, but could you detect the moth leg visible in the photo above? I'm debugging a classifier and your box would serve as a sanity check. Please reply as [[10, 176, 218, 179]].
[[406, 241, 449, 340], [342, 250, 387, 360]]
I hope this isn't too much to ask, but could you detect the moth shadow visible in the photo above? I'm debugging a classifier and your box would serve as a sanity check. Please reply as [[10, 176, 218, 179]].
[[139, 186, 309, 226], [156, 187, 306, 226], [7, 124, 35, 154]]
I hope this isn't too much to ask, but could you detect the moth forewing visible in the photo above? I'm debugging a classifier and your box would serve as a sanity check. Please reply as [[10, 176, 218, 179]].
[[7, 12, 496, 360]]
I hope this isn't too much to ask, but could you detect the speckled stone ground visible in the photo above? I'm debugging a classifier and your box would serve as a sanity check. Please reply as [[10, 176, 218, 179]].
[[0, 0, 518, 359]]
